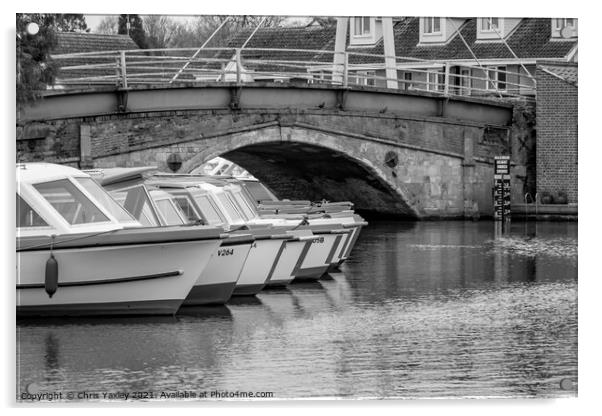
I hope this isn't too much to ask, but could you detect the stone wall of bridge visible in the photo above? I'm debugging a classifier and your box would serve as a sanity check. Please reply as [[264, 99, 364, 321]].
[[40, 109, 502, 218]]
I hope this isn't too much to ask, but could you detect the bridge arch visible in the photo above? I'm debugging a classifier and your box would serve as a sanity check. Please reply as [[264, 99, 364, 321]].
[[180, 125, 421, 217]]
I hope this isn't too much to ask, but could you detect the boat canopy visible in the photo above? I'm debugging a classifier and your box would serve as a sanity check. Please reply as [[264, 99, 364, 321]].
[[17, 163, 140, 236]]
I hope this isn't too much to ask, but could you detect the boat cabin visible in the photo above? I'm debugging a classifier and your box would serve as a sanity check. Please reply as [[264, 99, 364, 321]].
[[17, 163, 140, 237]]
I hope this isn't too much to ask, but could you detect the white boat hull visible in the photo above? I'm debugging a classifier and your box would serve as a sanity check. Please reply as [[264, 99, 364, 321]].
[[232, 239, 285, 296], [17, 240, 220, 316], [294, 233, 342, 280], [184, 241, 252, 306], [266, 239, 311, 287]]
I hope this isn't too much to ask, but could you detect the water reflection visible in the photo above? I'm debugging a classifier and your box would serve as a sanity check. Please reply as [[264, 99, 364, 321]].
[[17, 221, 577, 399]]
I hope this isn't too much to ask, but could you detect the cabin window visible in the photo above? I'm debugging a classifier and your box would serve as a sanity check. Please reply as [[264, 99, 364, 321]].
[[76, 177, 135, 223], [33, 179, 109, 225], [230, 191, 257, 220], [242, 181, 277, 204], [172, 195, 202, 223], [112, 186, 160, 227], [155, 199, 185, 225], [194, 195, 225, 225], [139, 202, 159, 226], [216, 192, 243, 222], [16, 194, 49, 228], [424, 17, 441, 34]]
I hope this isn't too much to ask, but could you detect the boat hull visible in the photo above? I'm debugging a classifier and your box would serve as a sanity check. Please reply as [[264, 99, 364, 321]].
[[266, 239, 311, 287], [184, 241, 252, 306], [232, 238, 286, 296], [17, 239, 220, 317], [294, 233, 342, 281]]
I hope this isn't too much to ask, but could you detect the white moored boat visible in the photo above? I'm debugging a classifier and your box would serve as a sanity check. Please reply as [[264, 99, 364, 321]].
[[16, 163, 224, 316], [151, 175, 349, 281], [146, 180, 301, 293], [90, 167, 255, 305], [235, 177, 368, 270]]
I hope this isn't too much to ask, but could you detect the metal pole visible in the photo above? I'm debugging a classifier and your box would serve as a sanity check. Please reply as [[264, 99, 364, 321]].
[[240, 17, 266, 49], [490, 20, 536, 84], [343, 52, 349, 87], [228, 17, 267, 84], [444, 62, 451, 96], [170, 17, 231, 83], [332, 17, 348, 85], [235, 48, 242, 83], [120, 50, 128, 88], [446, 18, 503, 99], [382, 17, 398, 89]]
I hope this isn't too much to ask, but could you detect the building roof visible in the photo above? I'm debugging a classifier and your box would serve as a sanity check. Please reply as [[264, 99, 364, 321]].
[[210, 18, 577, 68], [53, 32, 139, 54], [538, 62, 578, 87], [226, 24, 337, 54], [347, 18, 577, 65], [177, 24, 338, 79], [52, 32, 140, 83]]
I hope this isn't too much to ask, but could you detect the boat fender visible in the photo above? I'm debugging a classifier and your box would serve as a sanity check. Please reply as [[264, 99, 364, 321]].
[[45, 236, 58, 298]]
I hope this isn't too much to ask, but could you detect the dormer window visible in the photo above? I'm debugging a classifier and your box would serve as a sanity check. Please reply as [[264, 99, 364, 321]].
[[419, 17, 467, 44], [349, 17, 382, 46], [551, 18, 577, 39], [424, 17, 441, 34], [554, 18, 575, 30], [477, 17, 522, 41], [481, 18, 499, 31], [353, 17, 372, 36]]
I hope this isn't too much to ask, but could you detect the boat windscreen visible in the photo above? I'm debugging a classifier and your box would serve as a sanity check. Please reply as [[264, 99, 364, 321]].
[[193, 194, 226, 226], [242, 181, 278, 204], [34, 179, 110, 225], [17, 194, 49, 228], [76, 177, 136, 223], [230, 190, 257, 220], [172, 195, 202, 223], [216, 192, 244, 223], [111, 188, 159, 227], [155, 199, 186, 225]]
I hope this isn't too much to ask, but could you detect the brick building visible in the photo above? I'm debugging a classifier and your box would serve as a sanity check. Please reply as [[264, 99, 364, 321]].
[[535, 62, 578, 204]]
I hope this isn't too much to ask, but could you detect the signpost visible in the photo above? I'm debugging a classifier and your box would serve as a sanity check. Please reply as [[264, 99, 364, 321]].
[[493, 156, 511, 224]]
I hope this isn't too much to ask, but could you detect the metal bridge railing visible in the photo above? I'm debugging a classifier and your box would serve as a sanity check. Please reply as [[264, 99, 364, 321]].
[[50, 47, 536, 101]]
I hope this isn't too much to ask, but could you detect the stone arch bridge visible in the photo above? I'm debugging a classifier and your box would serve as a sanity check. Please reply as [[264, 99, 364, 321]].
[[17, 83, 515, 218]]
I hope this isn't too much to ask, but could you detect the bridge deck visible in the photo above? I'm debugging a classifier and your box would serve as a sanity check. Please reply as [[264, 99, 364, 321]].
[[21, 82, 513, 127]]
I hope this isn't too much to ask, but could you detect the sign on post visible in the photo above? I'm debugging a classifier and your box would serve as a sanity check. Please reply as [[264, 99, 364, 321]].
[[493, 156, 511, 221]]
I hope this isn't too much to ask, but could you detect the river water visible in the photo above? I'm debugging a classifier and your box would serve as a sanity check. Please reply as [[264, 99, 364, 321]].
[[16, 221, 578, 400]]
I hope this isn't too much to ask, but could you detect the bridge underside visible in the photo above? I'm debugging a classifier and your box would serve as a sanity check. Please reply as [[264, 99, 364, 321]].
[[223, 142, 417, 218]]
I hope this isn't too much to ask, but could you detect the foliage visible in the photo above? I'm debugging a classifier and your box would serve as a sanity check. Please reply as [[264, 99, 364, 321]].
[[143, 15, 182, 49], [52, 14, 89, 32], [16, 14, 90, 111], [96, 16, 119, 35], [188, 15, 286, 48], [118, 14, 148, 49], [16, 14, 57, 111]]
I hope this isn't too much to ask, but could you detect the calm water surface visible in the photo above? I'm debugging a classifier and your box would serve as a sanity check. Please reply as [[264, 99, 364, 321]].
[[17, 221, 578, 400]]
